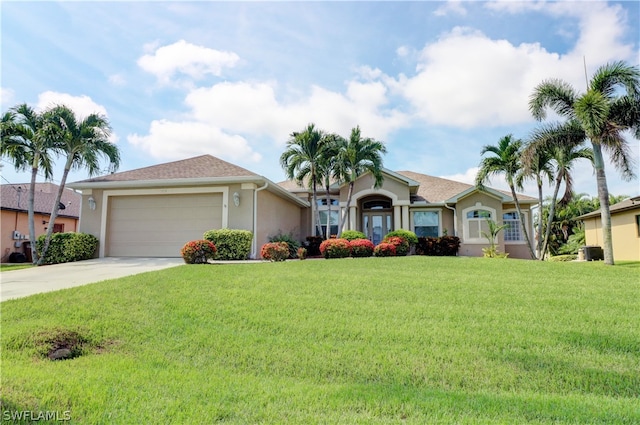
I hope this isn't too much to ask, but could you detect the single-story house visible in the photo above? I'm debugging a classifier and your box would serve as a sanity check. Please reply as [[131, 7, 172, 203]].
[[69, 154, 537, 259], [577, 196, 640, 261], [1, 183, 81, 262]]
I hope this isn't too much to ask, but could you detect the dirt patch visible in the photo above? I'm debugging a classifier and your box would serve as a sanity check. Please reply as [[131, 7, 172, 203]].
[[36, 328, 90, 361]]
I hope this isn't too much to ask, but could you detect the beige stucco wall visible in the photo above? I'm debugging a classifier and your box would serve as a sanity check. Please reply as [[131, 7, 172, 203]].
[[342, 173, 411, 203], [456, 192, 505, 257], [583, 209, 640, 261], [1, 210, 78, 262], [256, 189, 303, 257], [226, 184, 255, 231]]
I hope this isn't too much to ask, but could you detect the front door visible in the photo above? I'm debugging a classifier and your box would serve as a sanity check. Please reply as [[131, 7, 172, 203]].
[[363, 212, 392, 245]]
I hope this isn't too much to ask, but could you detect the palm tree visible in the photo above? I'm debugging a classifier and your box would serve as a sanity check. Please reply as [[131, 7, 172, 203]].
[[332, 126, 386, 236], [280, 123, 327, 238], [523, 120, 594, 259], [529, 61, 639, 265], [36, 105, 120, 265], [475, 134, 536, 259], [316, 134, 342, 239], [0, 104, 58, 264]]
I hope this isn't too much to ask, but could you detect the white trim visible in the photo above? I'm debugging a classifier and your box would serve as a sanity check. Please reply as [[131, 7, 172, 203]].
[[352, 188, 399, 203], [411, 208, 442, 237], [99, 186, 228, 257]]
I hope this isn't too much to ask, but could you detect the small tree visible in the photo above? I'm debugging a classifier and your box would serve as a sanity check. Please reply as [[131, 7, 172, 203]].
[[481, 219, 509, 258]]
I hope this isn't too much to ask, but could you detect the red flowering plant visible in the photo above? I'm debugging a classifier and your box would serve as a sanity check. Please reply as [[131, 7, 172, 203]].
[[349, 238, 374, 257], [180, 240, 217, 264], [260, 242, 290, 262], [382, 236, 409, 256], [319, 238, 352, 259], [374, 242, 396, 257]]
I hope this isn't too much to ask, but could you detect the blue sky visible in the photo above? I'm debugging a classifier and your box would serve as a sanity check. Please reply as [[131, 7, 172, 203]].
[[2, 1, 639, 199]]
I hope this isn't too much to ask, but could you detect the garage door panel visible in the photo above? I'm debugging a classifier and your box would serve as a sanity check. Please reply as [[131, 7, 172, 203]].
[[107, 193, 223, 257]]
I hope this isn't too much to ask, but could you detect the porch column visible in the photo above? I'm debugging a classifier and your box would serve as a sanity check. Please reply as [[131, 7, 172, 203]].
[[394, 206, 401, 230], [401, 205, 409, 230], [349, 206, 357, 230]]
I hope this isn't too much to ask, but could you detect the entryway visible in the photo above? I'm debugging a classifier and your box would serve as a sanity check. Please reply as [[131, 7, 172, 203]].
[[361, 197, 393, 245]]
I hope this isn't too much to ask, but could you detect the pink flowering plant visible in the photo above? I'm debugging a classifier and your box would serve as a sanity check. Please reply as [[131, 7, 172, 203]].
[[180, 240, 217, 264], [319, 238, 352, 259], [382, 236, 410, 256], [349, 238, 374, 257], [261, 242, 290, 262], [374, 242, 396, 257]]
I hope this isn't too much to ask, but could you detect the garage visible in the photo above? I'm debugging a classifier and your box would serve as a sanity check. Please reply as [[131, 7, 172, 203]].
[[106, 193, 223, 257]]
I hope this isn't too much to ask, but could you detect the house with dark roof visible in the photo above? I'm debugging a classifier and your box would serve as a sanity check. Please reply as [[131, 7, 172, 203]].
[[69, 154, 537, 259], [577, 196, 640, 261], [1, 183, 81, 262]]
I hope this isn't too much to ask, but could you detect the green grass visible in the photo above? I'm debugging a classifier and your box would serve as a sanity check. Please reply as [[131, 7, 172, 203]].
[[1, 257, 638, 424], [0, 264, 33, 272]]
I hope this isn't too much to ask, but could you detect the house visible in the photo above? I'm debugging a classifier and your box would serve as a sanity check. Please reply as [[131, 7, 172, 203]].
[[1, 183, 81, 262], [69, 154, 537, 259], [577, 196, 640, 261]]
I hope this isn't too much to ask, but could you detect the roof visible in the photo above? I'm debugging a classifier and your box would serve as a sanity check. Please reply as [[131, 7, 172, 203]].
[[72, 155, 257, 184], [0, 183, 81, 217], [577, 196, 640, 220]]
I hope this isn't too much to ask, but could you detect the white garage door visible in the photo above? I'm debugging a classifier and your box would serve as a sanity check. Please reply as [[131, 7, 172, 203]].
[[107, 193, 223, 257]]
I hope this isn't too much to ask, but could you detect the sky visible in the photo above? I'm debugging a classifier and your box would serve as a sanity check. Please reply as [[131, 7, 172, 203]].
[[1, 0, 639, 200]]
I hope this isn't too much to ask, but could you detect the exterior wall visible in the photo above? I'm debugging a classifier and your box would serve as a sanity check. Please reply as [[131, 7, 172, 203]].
[[342, 174, 410, 203], [503, 202, 534, 260], [256, 189, 303, 258], [1, 210, 78, 262], [226, 183, 255, 231], [407, 207, 454, 237], [456, 192, 504, 257], [583, 209, 640, 261]]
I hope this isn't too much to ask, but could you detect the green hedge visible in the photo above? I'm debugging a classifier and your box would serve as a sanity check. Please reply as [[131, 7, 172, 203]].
[[340, 230, 367, 241], [203, 229, 252, 260], [36, 233, 99, 265], [384, 229, 418, 246]]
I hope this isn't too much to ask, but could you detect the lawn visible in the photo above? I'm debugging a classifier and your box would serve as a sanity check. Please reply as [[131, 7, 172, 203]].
[[0, 264, 33, 272], [1, 257, 638, 424]]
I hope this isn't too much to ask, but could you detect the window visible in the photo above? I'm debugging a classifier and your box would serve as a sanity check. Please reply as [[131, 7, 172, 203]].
[[503, 212, 522, 241], [317, 209, 340, 237], [52, 223, 64, 233], [413, 211, 439, 237], [636, 215, 640, 237], [316, 198, 339, 207], [465, 209, 492, 240]]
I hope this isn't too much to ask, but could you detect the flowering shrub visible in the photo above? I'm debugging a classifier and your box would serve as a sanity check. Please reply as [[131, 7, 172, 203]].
[[374, 242, 396, 257], [180, 240, 217, 264], [319, 238, 351, 259], [349, 239, 374, 257], [297, 247, 308, 260], [261, 242, 290, 262], [382, 236, 410, 256]]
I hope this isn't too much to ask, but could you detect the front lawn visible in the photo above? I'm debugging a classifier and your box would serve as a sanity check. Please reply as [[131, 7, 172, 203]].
[[1, 257, 638, 424], [0, 264, 33, 272]]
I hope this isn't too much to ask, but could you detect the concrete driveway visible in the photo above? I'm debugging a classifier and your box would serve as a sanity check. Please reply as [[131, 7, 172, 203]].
[[1, 257, 185, 301]]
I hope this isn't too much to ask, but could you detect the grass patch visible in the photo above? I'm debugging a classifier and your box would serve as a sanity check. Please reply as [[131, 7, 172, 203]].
[[0, 264, 33, 272], [1, 257, 639, 423]]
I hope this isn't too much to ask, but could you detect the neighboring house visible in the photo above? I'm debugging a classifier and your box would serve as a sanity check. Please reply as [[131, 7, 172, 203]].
[[1, 183, 81, 262], [577, 196, 640, 261], [69, 154, 537, 259]]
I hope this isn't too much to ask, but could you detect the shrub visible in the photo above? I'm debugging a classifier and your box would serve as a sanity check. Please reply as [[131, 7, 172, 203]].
[[297, 247, 307, 260], [180, 240, 217, 264], [305, 236, 323, 257], [341, 230, 367, 241], [481, 246, 509, 259], [269, 232, 300, 259], [319, 238, 351, 259], [415, 236, 460, 256], [384, 229, 418, 246], [349, 239, 374, 257], [36, 232, 99, 265], [382, 236, 410, 256], [549, 254, 578, 262], [260, 242, 290, 262], [203, 229, 252, 260], [374, 242, 396, 257]]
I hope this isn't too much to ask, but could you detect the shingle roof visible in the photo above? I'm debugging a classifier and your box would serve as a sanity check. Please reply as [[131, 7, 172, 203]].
[[577, 196, 640, 219], [73, 155, 258, 183], [1, 183, 81, 217]]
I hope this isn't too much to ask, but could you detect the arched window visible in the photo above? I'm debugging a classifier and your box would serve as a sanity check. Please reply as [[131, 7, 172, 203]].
[[462, 205, 496, 243]]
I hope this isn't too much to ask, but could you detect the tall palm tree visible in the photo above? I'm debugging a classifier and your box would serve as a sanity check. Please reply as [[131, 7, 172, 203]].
[[0, 104, 58, 264], [529, 61, 639, 265], [316, 134, 342, 239], [36, 105, 120, 265], [476, 134, 537, 259], [280, 123, 327, 238], [523, 120, 594, 259], [332, 126, 386, 236]]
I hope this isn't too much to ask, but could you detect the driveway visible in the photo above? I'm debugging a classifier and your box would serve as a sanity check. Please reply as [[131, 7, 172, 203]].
[[0, 257, 185, 301]]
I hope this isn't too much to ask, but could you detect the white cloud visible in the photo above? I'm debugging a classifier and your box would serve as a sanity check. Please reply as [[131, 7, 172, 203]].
[[433, 1, 468, 17], [1, 87, 15, 108], [108, 73, 126, 86], [127, 120, 261, 163], [36, 91, 108, 119], [137, 40, 240, 85]]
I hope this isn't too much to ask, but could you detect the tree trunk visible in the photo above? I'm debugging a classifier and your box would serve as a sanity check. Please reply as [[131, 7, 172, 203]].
[[509, 185, 537, 260], [338, 182, 354, 236], [325, 181, 331, 239], [540, 174, 563, 260], [27, 163, 39, 264], [591, 142, 614, 265], [37, 161, 72, 265], [536, 180, 544, 260], [311, 174, 323, 238]]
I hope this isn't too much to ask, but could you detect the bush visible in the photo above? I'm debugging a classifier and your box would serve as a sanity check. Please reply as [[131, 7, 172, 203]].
[[382, 236, 410, 256], [260, 242, 290, 262], [203, 229, 252, 260], [415, 236, 460, 256], [481, 246, 509, 259], [180, 240, 217, 264], [269, 232, 300, 259], [374, 242, 396, 257], [341, 230, 367, 241], [319, 238, 351, 259], [36, 232, 98, 265], [305, 236, 323, 257], [384, 229, 418, 246], [297, 247, 307, 260], [549, 254, 578, 262], [349, 239, 374, 257]]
